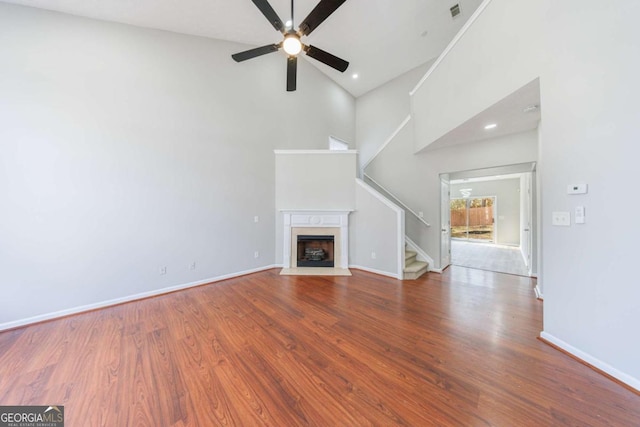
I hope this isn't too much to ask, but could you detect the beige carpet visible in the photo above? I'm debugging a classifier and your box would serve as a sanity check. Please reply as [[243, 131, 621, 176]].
[[451, 240, 530, 276]]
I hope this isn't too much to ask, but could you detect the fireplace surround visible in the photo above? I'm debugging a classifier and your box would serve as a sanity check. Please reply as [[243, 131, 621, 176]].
[[280, 211, 351, 276]]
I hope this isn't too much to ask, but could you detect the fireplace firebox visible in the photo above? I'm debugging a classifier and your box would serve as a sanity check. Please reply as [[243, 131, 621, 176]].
[[297, 235, 335, 267]]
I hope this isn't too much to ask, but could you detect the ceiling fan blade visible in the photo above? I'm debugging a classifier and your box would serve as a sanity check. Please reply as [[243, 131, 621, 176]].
[[287, 56, 297, 92], [298, 0, 347, 36], [251, 0, 285, 33], [304, 45, 349, 72], [231, 44, 280, 62]]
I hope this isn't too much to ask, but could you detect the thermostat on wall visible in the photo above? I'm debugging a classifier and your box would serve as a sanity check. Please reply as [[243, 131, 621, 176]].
[[567, 184, 588, 195]]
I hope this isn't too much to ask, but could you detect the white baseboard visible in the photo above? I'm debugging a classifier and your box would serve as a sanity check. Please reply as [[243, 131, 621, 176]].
[[534, 284, 543, 300], [540, 331, 640, 392], [0, 265, 279, 332], [350, 265, 402, 280]]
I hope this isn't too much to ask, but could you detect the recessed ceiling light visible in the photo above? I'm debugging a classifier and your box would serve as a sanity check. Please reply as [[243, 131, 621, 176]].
[[352, 73, 359, 79], [484, 123, 497, 130]]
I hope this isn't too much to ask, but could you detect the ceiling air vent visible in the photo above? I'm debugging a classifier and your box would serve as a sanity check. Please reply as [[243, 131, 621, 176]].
[[450, 4, 461, 18]]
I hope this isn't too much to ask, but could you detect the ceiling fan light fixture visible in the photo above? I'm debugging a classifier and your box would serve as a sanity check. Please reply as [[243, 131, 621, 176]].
[[283, 35, 302, 56], [231, 0, 349, 91]]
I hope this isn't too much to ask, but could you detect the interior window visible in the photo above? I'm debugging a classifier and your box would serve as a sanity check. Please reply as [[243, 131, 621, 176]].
[[329, 136, 349, 150]]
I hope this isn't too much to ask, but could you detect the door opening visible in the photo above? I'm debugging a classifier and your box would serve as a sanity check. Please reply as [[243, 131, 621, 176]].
[[450, 197, 496, 242]]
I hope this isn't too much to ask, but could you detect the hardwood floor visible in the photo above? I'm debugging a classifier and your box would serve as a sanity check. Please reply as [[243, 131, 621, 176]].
[[1, 267, 639, 426]]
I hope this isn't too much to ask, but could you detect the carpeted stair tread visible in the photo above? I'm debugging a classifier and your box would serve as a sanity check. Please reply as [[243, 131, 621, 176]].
[[404, 261, 428, 273], [404, 250, 417, 260]]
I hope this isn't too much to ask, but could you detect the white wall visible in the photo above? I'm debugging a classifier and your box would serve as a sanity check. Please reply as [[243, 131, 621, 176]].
[[407, 0, 640, 390], [275, 151, 356, 211], [450, 178, 521, 245], [366, 123, 538, 268], [350, 180, 404, 278], [0, 3, 355, 328], [538, 0, 640, 388], [356, 62, 431, 172], [357, 53, 537, 268], [410, 0, 542, 151]]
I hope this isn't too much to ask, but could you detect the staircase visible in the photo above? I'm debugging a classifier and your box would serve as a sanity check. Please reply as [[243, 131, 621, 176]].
[[404, 249, 429, 280]]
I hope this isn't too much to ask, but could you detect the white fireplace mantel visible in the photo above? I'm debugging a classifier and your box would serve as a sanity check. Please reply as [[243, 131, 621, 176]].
[[281, 210, 352, 273]]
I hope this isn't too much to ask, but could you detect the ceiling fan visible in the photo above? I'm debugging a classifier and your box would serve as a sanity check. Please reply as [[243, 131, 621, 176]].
[[232, 0, 349, 91]]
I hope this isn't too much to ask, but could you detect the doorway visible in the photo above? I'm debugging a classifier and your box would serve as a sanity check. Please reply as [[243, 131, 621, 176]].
[[450, 196, 496, 242], [440, 162, 537, 277]]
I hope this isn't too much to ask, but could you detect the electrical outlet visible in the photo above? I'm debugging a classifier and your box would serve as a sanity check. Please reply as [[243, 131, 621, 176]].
[[159, 266, 167, 275], [552, 211, 570, 227], [254, 251, 260, 259], [189, 262, 196, 270], [371, 252, 377, 259], [254, 216, 259, 223]]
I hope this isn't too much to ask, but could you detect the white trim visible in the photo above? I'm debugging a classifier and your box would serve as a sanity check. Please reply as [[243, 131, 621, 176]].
[[540, 332, 640, 392], [405, 235, 434, 271], [398, 212, 406, 279], [279, 209, 355, 213], [363, 173, 431, 227], [520, 246, 528, 267], [534, 284, 543, 300], [274, 149, 358, 155], [410, 0, 493, 96], [0, 265, 278, 332], [350, 265, 402, 280], [362, 115, 412, 171]]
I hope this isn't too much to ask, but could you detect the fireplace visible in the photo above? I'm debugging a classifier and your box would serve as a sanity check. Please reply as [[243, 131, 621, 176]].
[[280, 211, 352, 276], [297, 235, 334, 267]]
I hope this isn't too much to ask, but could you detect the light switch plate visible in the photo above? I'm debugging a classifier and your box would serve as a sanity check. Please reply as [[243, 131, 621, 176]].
[[575, 206, 585, 224], [552, 211, 571, 226]]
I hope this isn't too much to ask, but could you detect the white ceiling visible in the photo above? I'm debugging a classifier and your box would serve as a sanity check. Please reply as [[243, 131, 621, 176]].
[[424, 78, 541, 151], [2, 0, 483, 97]]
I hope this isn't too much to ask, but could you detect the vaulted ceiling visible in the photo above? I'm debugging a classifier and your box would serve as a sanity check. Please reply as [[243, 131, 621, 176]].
[[2, 0, 482, 97]]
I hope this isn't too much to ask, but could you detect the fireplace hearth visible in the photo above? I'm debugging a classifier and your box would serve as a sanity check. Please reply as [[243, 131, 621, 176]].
[[297, 235, 334, 267]]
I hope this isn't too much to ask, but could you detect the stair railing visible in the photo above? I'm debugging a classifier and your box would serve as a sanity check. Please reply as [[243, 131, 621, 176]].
[[362, 173, 430, 227]]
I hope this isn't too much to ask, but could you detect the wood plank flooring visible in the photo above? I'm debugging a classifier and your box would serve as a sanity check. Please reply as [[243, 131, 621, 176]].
[[1, 267, 639, 426]]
